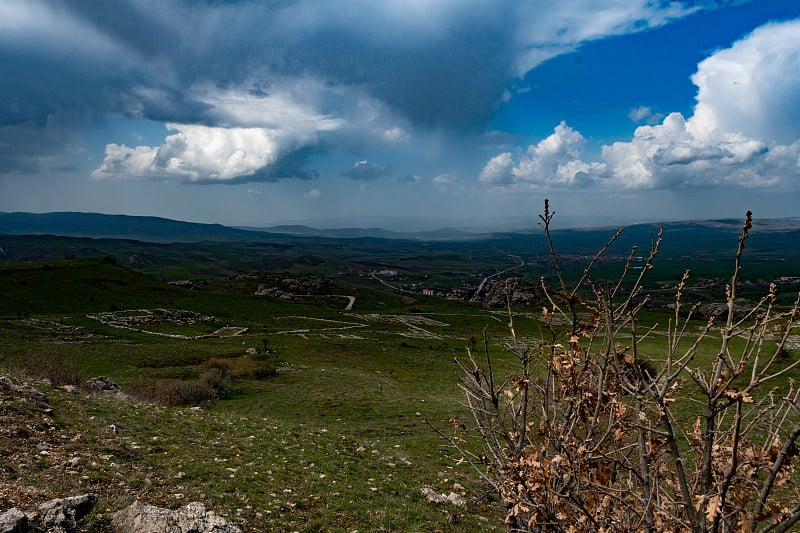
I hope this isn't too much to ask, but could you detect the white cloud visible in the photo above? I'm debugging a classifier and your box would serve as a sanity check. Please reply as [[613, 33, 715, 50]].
[[196, 82, 345, 135], [479, 152, 515, 185], [521, 121, 585, 171], [381, 126, 410, 143], [194, 79, 415, 159], [304, 188, 321, 199], [485, 110, 798, 193], [511, 1, 701, 76], [628, 106, 652, 122], [602, 19, 800, 189], [91, 79, 359, 182], [91, 78, 414, 182], [601, 112, 779, 189], [628, 106, 664, 125], [480, 19, 800, 193], [92, 123, 284, 181], [92, 144, 157, 179], [479, 122, 603, 188], [432, 172, 456, 191], [688, 19, 800, 144]]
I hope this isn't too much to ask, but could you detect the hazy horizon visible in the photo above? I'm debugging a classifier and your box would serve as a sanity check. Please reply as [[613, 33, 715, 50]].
[[5, 208, 795, 236]]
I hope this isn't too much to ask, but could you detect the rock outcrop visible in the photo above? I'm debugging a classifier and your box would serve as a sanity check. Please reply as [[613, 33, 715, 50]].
[[255, 276, 333, 298], [0, 376, 48, 404], [482, 277, 540, 308], [0, 507, 27, 533], [112, 501, 242, 533], [0, 494, 98, 533], [36, 494, 99, 533], [420, 487, 466, 507], [84, 377, 122, 393], [84, 376, 131, 401]]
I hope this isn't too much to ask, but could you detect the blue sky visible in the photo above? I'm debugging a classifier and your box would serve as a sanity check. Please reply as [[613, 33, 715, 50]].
[[1, 0, 799, 230]]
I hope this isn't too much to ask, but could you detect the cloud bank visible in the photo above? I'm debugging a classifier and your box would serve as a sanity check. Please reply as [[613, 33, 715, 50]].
[[93, 124, 292, 182], [480, 18, 800, 192], [0, 0, 710, 182]]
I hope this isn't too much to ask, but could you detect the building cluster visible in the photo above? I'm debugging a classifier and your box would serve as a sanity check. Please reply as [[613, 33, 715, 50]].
[[369, 268, 478, 301]]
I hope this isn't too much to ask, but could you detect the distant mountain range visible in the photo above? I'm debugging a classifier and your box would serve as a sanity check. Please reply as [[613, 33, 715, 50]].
[[0, 212, 266, 243], [0, 212, 479, 243], [1, 211, 799, 244], [235, 224, 477, 240]]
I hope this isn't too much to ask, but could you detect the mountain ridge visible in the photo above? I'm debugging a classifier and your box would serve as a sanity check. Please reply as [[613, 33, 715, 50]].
[[2, 211, 800, 245]]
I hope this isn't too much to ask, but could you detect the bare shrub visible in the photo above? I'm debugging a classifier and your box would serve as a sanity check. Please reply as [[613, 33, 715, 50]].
[[10, 352, 82, 387], [439, 201, 800, 532], [229, 356, 256, 378], [229, 356, 276, 380], [129, 378, 217, 407], [251, 362, 277, 380], [201, 357, 230, 373], [200, 357, 231, 392]]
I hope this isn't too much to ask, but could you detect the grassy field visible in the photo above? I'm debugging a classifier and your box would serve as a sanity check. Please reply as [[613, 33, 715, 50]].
[[0, 258, 520, 531], [1, 223, 798, 532]]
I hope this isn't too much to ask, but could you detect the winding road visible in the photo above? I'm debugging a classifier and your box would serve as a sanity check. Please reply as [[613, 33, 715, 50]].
[[470, 253, 526, 302]]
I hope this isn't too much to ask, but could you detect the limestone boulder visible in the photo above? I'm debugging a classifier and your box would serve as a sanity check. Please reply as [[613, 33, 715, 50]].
[[112, 501, 242, 533]]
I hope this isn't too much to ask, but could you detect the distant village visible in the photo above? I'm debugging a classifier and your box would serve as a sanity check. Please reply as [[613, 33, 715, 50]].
[[369, 268, 480, 301], [368, 266, 800, 305]]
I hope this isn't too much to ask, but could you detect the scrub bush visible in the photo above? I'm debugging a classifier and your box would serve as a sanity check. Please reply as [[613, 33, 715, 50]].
[[442, 202, 800, 532]]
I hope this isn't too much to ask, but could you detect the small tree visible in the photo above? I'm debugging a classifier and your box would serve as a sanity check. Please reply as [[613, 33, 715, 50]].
[[441, 201, 800, 532]]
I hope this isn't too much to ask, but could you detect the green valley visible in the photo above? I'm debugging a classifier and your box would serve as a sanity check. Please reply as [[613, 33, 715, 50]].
[[1, 212, 799, 531]]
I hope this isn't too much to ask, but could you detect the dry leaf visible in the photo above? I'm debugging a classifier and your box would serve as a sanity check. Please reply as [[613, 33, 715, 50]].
[[706, 494, 722, 522]]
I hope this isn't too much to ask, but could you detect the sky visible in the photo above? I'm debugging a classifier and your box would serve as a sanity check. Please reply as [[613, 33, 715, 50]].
[[1, 0, 799, 231]]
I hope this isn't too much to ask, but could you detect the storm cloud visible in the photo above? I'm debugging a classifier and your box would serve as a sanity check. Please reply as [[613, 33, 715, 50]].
[[1, 0, 706, 182]]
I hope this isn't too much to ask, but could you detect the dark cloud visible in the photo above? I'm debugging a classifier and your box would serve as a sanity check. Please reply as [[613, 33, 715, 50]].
[[51, 164, 78, 173], [301, 25, 513, 129], [476, 130, 523, 149], [247, 148, 320, 183], [2, 1, 507, 173], [0, 2, 539, 131], [0, 119, 78, 174], [64, 1, 179, 57], [0, 1, 715, 178]]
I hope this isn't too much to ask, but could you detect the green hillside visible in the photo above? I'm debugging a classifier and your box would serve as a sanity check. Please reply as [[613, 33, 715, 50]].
[[1, 215, 798, 531], [0, 258, 514, 530]]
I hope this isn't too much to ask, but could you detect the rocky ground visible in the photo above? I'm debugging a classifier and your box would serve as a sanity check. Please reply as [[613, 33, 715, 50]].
[[0, 375, 242, 532]]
